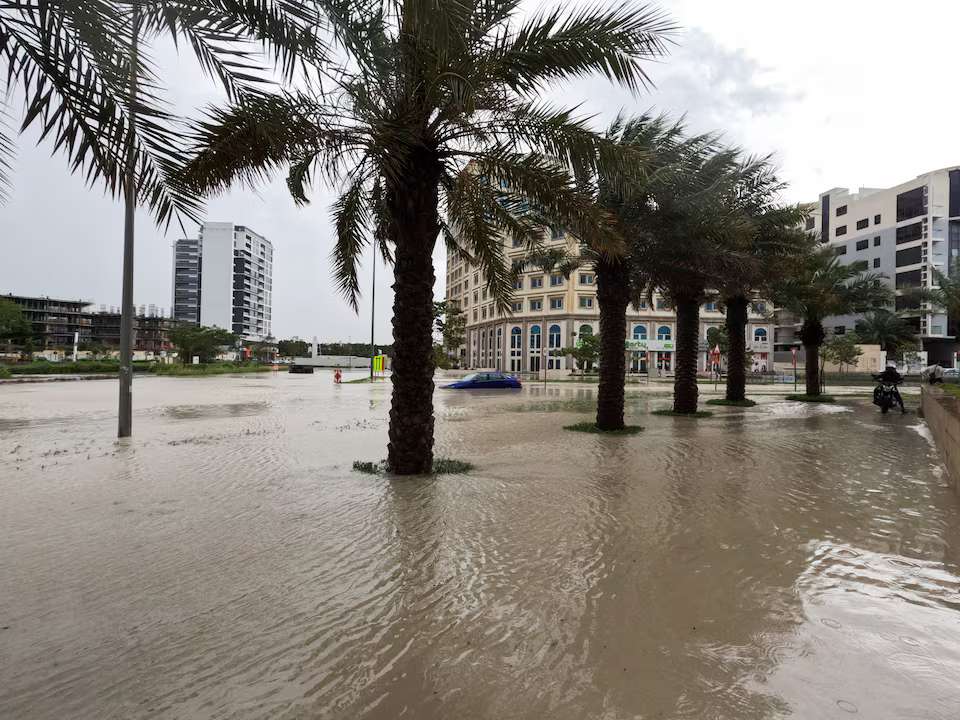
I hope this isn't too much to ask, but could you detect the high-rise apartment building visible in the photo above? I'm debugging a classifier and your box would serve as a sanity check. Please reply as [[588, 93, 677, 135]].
[[171, 222, 273, 341], [783, 167, 960, 365]]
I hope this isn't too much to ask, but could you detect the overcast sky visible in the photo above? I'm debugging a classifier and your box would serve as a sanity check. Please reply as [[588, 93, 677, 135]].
[[2, 0, 958, 342]]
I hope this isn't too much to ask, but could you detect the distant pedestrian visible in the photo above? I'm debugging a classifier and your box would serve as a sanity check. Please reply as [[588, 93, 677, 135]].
[[334, 367, 342, 384]]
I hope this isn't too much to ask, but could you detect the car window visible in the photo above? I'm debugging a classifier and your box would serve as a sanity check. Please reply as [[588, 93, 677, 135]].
[[461, 373, 478, 382]]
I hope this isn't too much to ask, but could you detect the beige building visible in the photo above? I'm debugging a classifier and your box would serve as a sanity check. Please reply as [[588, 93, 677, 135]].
[[445, 232, 774, 377]]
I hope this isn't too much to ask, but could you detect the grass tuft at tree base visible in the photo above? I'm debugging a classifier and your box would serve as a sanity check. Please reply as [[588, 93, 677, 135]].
[[785, 394, 836, 403], [651, 409, 713, 418], [352, 458, 474, 475], [705, 398, 757, 407], [563, 422, 643, 435]]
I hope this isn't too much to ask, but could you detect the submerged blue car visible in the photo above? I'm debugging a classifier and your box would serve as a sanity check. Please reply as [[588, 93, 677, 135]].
[[446, 372, 522, 389]]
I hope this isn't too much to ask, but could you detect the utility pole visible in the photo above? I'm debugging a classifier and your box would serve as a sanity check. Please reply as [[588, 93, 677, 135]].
[[370, 250, 376, 381], [118, 5, 140, 438]]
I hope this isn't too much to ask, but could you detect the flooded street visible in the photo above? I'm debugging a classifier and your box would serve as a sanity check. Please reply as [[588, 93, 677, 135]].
[[1, 373, 959, 719]]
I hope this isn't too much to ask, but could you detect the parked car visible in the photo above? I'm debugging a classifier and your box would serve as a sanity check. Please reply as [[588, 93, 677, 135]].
[[445, 372, 522, 389], [943, 367, 958, 377]]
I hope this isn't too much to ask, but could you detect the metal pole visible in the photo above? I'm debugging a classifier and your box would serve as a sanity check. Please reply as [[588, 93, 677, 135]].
[[118, 6, 139, 439], [542, 313, 547, 391], [370, 250, 376, 381]]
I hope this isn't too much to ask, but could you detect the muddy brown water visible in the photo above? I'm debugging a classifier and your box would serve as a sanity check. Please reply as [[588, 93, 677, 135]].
[[1, 373, 958, 719]]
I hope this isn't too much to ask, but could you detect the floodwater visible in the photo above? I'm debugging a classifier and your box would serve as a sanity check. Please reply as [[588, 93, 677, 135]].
[[1, 373, 959, 719]]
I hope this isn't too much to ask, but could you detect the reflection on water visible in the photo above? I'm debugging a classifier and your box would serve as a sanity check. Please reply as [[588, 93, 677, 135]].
[[0, 375, 958, 719]]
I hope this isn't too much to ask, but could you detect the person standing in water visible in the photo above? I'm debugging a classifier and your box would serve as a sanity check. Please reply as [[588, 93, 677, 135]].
[[334, 367, 342, 384]]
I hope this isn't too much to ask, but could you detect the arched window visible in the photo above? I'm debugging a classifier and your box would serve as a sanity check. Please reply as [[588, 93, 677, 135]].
[[633, 324, 647, 340], [579, 324, 593, 338], [754, 327, 768, 343], [657, 325, 672, 341], [530, 324, 541, 350], [549, 324, 561, 349]]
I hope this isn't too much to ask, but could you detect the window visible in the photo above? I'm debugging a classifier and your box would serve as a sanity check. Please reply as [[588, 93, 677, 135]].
[[873, 236, 881, 247], [656, 297, 668, 310], [550, 297, 564, 310], [529, 298, 542, 311], [896, 245, 923, 267], [896, 186, 926, 221], [874, 214, 882, 224], [856, 218, 869, 230], [529, 325, 541, 349], [512, 237, 523, 248], [896, 222, 923, 245], [550, 274, 564, 287], [579, 324, 593, 338], [473, 309, 478, 321], [481, 307, 487, 319], [657, 325, 672, 341], [550, 227, 564, 240], [805, 217, 815, 230], [531, 276, 544, 288], [753, 328, 768, 343], [835, 225, 847, 236], [473, 291, 478, 304], [578, 296, 594, 309], [511, 301, 522, 312], [856, 239, 869, 251], [836, 205, 847, 216], [873, 258, 881, 268], [704, 301, 717, 312], [895, 269, 922, 289], [549, 324, 561, 349], [579, 273, 595, 285], [896, 295, 921, 312], [633, 324, 647, 340], [836, 245, 847, 255], [834, 326, 846, 335]]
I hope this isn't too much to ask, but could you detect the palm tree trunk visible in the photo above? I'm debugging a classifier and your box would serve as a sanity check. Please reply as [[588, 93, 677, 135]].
[[595, 254, 629, 430], [385, 153, 441, 474], [800, 318, 825, 397], [724, 295, 748, 402], [673, 291, 700, 414]]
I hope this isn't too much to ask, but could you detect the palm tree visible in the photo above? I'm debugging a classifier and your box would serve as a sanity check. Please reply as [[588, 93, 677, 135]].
[[2, 0, 317, 436], [590, 113, 687, 429], [716, 160, 810, 402], [184, 0, 676, 473], [854, 310, 918, 354], [772, 247, 890, 396], [629, 145, 745, 413]]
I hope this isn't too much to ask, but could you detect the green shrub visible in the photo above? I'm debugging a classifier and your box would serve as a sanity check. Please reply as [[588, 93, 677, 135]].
[[705, 398, 757, 407], [563, 422, 643, 435], [0, 367, 11, 379]]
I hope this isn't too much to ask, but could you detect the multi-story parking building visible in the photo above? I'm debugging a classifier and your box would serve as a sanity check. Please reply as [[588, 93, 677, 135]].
[[782, 167, 960, 366], [171, 222, 273, 341], [446, 232, 774, 377]]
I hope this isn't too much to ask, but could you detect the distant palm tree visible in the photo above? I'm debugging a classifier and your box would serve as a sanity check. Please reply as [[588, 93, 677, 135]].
[[184, 0, 676, 473], [716, 160, 810, 402], [772, 247, 890, 396], [854, 310, 917, 354], [630, 145, 746, 413]]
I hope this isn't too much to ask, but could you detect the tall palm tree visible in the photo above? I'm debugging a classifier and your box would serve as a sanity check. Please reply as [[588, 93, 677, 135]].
[[772, 246, 890, 396], [854, 309, 918, 354], [629, 145, 745, 414], [184, 0, 676, 473], [716, 160, 810, 402], [590, 113, 686, 429], [2, 0, 318, 436]]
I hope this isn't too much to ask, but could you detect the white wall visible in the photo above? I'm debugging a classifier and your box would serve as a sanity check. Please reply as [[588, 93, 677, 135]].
[[199, 222, 234, 331]]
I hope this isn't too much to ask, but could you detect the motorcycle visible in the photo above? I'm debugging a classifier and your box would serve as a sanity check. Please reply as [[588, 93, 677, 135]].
[[872, 374, 903, 414]]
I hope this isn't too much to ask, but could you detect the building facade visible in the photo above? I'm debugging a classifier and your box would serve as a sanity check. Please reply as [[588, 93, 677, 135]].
[[2, 294, 92, 348], [2, 294, 174, 352], [786, 167, 960, 365], [172, 222, 273, 341], [445, 234, 773, 377]]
